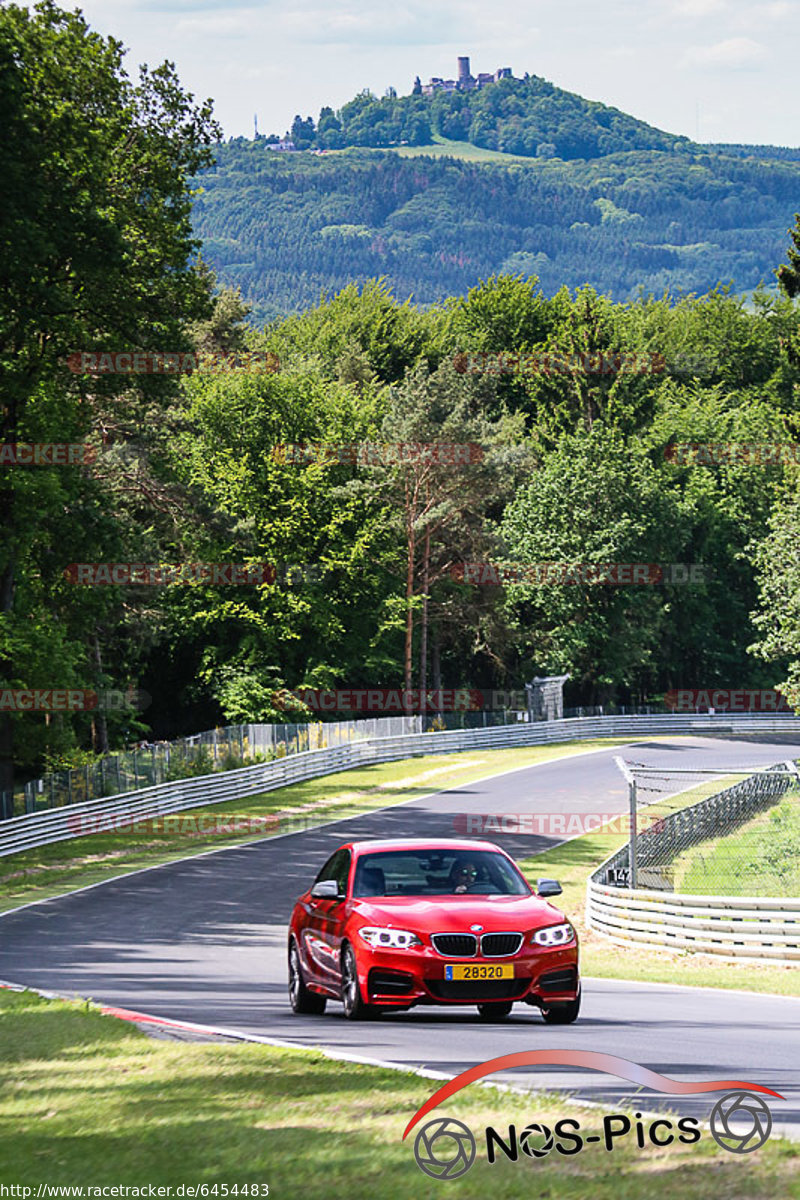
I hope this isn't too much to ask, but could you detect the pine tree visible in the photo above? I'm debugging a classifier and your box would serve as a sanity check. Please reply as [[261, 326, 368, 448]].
[[777, 213, 800, 297]]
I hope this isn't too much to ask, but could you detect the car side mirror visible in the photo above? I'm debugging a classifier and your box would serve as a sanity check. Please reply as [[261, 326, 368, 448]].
[[311, 880, 341, 900], [537, 878, 562, 898]]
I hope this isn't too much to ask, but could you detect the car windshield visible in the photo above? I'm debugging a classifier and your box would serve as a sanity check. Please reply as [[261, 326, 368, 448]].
[[352, 848, 530, 897]]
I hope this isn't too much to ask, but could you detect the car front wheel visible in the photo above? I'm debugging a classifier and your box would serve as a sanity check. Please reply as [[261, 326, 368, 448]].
[[288, 939, 327, 1015], [477, 1001, 513, 1021], [540, 988, 581, 1024], [341, 943, 378, 1020]]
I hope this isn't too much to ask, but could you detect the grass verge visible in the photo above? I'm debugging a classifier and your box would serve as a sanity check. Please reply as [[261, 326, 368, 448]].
[[674, 793, 800, 897], [0, 740, 628, 914], [0, 989, 796, 1199]]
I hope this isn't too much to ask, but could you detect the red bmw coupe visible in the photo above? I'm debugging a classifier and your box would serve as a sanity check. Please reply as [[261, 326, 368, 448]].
[[287, 838, 580, 1021]]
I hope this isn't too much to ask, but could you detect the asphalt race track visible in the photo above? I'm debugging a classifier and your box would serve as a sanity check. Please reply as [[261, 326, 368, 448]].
[[2, 735, 799, 1139]]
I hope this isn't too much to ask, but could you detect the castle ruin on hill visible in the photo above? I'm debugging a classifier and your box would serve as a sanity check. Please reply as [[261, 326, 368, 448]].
[[421, 56, 513, 96]]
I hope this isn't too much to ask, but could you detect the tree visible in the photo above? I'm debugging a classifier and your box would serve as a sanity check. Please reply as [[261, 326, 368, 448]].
[[748, 490, 800, 712], [500, 428, 681, 701], [776, 213, 800, 298], [0, 0, 219, 791], [290, 114, 316, 148], [412, 76, 422, 96], [366, 362, 525, 696]]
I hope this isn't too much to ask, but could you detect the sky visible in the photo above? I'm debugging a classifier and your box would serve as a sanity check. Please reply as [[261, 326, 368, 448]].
[[73, 0, 798, 146]]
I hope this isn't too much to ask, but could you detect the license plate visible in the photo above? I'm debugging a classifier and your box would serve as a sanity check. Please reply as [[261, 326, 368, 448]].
[[445, 962, 514, 981]]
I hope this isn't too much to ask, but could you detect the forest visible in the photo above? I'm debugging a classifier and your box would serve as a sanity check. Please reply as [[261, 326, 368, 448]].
[[3, 1, 800, 792], [193, 140, 800, 322]]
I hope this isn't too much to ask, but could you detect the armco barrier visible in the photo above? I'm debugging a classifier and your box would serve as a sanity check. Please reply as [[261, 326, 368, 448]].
[[2, 713, 800, 860], [586, 754, 800, 965], [586, 881, 800, 965]]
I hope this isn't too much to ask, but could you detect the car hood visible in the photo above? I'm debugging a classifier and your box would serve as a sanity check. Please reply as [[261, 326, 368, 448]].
[[351, 894, 567, 932]]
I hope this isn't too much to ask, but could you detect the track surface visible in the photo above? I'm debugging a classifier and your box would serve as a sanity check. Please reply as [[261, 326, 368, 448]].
[[2, 735, 798, 1138]]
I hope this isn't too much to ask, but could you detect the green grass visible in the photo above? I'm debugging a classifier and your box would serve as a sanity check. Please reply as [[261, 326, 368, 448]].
[[674, 793, 800, 897], [1, 989, 797, 1198], [517, 796, 800, 996], [0, 740, 628, 914], [381, 135, 542, 165]]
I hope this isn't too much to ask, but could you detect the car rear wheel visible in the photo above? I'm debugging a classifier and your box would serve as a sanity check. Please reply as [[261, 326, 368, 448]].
[[341, 943, 378, 1020], [540, 988, 581, 1024], [288, 939, 327, 1015], [477, 1001, 513, 1020]]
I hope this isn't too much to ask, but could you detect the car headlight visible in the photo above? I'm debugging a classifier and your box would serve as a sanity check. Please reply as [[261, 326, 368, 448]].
[[532, 923, 574, 947], [358, 926, 422, 949]]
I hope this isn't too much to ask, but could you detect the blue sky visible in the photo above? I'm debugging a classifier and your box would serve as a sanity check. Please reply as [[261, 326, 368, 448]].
[[76, 0, 798, 145]]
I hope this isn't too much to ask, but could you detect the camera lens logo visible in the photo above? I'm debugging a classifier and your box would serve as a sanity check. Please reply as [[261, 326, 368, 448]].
[[710, 1091, 772, 1153], [413, 1117, 476, 1179], [519, 1122, 554, 1158]]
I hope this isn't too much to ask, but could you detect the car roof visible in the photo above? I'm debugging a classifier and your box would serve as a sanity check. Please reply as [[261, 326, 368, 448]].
[[346, 838, 505, 855]]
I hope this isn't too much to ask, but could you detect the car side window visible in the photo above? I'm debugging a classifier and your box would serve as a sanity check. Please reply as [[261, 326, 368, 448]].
[[314, 852, 339, 885], [333, 850, 351, 896], [315, 849, 350, 895]]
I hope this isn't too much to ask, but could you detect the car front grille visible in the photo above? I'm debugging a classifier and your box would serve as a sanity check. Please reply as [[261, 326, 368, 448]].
[[431, 933, 478, 957], [430, 932, 524, 957], [480, 932, 523, 957]]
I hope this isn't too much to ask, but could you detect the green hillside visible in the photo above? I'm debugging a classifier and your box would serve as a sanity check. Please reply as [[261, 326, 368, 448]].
[[192, 138, 798, 322]]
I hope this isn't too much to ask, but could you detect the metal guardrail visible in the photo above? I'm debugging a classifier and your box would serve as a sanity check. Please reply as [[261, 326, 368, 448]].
[[587, 758, 800, 964], [2, 713, 800, 860], [586, 884, 800, 964]]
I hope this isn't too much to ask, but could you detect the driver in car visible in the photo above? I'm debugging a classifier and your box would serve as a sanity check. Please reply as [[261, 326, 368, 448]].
[[449, 859, 480, 893]]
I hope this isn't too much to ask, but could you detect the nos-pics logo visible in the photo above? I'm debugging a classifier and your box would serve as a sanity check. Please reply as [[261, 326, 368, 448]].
[[404, 1051, 781, 1180]]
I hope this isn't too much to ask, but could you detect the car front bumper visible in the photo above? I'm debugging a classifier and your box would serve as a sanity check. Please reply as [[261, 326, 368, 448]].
[[358, 942, 579, 1008]]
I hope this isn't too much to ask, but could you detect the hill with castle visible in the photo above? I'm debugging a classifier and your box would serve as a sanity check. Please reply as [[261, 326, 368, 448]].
[[260, 55, 693, 159], [193, 58, 800, 321]]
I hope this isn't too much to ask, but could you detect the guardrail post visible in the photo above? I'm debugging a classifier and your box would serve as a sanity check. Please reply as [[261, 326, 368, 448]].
[[628, 778, 638, 889], [614, 756, 637, 888]]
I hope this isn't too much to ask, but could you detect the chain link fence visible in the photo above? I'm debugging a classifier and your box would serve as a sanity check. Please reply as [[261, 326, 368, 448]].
[[604, 760, 800, 896], [1, 709, 532, 819]]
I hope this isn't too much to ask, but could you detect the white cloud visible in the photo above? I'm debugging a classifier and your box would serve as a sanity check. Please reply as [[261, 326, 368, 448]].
[[682, 36, 767, 66], [176, 12, 256, 36], [671, 0, 726, 17], [733, 0, 794, 28]]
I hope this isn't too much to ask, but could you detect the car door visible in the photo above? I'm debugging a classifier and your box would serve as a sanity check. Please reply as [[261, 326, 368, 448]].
[[303, 848, 351, 988]]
